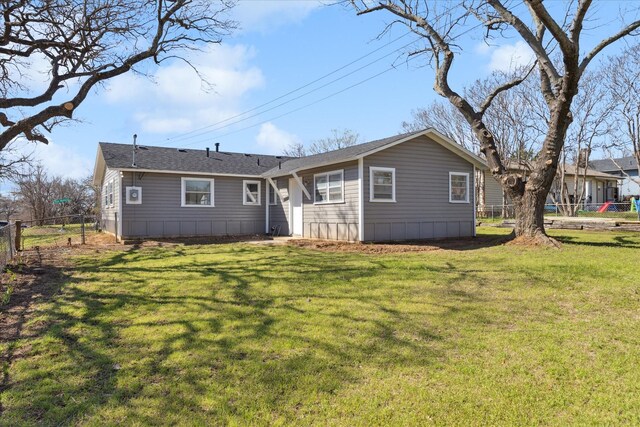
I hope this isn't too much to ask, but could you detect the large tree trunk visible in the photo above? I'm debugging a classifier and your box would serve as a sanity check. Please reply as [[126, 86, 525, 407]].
[[512, 190, 560, 246]]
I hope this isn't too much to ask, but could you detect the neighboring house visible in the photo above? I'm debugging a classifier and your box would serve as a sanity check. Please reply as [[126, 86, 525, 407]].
[[92, 129, 487, 242], [483, 163, 621, 208], [589, 156, 640, 198]]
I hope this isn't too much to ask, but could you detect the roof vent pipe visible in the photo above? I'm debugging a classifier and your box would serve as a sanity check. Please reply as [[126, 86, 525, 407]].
[[132, 133, 138, 167], [278, 161, 281, 169], [215, 142, 220, 152], [257, 158, 260, 166], [206, 147, 210, 157]]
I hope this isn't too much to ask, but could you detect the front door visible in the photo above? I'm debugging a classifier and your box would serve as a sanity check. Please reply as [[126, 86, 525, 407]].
[[289, 178, 303, 236]]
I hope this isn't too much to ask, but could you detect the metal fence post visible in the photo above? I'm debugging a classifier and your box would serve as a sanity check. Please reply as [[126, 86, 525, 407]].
[[81, 215, 86, 245], [491, 205, 494, 220]]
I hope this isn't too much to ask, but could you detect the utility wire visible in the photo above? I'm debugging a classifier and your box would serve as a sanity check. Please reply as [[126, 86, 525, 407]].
[[182, 56, 418, 147], [157, 31, 413, 144], [163, 37, 420, 145]]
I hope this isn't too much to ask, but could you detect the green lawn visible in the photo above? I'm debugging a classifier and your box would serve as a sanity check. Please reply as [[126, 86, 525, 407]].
[[21, 223, 89, 249], [2, 228, 640, 425]]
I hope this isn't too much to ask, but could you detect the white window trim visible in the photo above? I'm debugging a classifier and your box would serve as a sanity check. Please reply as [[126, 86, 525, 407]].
[[181, 177, 215, 207], [370, 167, 396, 203], [243, 180, 262, 206], [268, 183, 277, 206], [449, 171, 470, 203], [313, 169, 344, 204], [107, 179, 115, 208], [126, 186, 142, 204]]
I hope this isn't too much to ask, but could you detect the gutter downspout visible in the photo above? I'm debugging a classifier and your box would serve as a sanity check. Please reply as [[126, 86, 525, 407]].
[[473, 166, 477, 237], [358, 158, 364, 242]]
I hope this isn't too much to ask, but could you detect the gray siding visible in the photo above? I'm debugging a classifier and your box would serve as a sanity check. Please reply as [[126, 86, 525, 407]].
[[268, 178, 290, 235], [484, 172, 504, 207], [363, 135, 475, 241], [100, 167, 120, 235], [298, 161, 359, 241], [120, 172, 265, 238]]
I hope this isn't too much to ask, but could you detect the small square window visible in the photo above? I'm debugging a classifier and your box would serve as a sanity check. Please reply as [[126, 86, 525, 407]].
[[243, 180, 261, 206]]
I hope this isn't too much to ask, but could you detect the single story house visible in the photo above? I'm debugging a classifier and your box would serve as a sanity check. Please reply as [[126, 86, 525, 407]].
[[92, 129, 487, 242], [589, 156, 640, 198], [483, 163, 621, 210]]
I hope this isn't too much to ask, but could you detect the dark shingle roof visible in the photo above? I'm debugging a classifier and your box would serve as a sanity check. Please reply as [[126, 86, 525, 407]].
[[263, 130, 424, 177], [99, 142, 290, 176], [589, 156, 637, 172]]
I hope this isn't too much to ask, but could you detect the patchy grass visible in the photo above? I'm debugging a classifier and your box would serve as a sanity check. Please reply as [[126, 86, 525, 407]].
[[2, 228, 640, 425], [21, 224, 94, 249]]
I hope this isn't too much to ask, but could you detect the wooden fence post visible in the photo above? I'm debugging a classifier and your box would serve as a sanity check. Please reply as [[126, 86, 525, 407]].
[[15, 220, 21, 252]]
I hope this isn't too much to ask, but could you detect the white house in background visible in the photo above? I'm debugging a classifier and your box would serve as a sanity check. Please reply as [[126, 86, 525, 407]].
[[483, 163, 621, 208], [589, 156, 640, 198]]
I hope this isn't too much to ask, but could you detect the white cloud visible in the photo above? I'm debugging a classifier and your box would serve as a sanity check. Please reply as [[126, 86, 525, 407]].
[[487, 41, 535, 72], [104, 44, 265, 135], [255, 122, 300, 154], [11, 139, 93, 180], [233, 0, 322, 33]]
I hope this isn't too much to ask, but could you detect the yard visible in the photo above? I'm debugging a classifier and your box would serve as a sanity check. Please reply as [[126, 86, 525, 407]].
[[1, 227, 640, 425]]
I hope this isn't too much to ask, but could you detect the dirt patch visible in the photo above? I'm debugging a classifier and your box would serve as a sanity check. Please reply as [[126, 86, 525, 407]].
[[287, 235, 508, 253]]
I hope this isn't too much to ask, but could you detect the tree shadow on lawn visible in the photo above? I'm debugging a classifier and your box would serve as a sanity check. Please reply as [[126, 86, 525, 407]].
[[3, 244, 507, 424], [552, 232, 640, 249]]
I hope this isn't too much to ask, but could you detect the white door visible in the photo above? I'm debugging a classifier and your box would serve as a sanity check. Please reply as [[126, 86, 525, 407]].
[[289, 178, 303, 236]]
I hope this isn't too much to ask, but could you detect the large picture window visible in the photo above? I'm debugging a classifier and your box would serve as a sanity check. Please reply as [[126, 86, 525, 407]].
[[314, 170, 344, 204], [449, 172, 469, 203], [243, 180, 261, 206], [182, 178, 214, 207], [370, 167, 396, 202]]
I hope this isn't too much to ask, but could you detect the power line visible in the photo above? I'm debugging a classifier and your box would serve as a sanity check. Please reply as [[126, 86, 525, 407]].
[[182, 57, 418, 147], [163, 37, 420, 145], [157, 31, 413, 145]]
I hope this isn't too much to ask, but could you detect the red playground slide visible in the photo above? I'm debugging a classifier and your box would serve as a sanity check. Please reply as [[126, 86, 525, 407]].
[[597, 202, 612, 213]]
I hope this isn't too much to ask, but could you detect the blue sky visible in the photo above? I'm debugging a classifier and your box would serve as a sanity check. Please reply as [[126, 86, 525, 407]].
[[5, 0, 639, 188]]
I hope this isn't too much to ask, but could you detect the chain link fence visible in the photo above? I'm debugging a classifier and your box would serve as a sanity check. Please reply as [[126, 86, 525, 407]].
[[20, 215, 98, 250], [478, 202, 640, 221]]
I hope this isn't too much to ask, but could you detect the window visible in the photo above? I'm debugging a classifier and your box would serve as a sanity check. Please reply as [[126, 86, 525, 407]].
[[181, 178, 214, 207], [243, 180, 261, 205], [126, 186, 142, 204], [370, 167, 396, 202], [314, 170, 344, 204], [107, 180, 114, 207], [449, 172, 469, 203], [268, 183, 277, 205], [103, 185, 108, 208]]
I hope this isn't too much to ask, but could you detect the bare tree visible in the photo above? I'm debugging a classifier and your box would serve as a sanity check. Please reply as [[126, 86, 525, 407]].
[[0, 0, 236, 150], [551, 69, 613, 215], [282, 129, 360, 157], [602, 44, 640, 187], [12, 164, 57, 222], [0, 195, 20, 221], [282, 141, 308, 158], [308, 128, 360, 154], [352, 0, 640, 244], [12, 165, 95, 222]]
